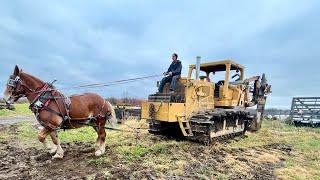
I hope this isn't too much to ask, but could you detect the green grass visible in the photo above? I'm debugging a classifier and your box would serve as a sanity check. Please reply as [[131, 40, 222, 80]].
[[116, 143, 170, 162], [117, 145, 152, 162], [0, 103, 32, 116], [16, 121, 38, 139], [2, 104, 320, 180], [0, 103, 97, 143], [58, 127, 97, 143], [0, 127, 11, 142], [88, 156, 112, 166], [231, 120, 320, 179], [10, 119, 320, 179], [152, 143, 170, 154], [12, 121, 97, 144]]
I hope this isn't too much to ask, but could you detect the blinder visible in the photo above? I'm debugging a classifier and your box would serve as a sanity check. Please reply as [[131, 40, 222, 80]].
[[5, 76, 25, 102], [7, 76, 20, 88]]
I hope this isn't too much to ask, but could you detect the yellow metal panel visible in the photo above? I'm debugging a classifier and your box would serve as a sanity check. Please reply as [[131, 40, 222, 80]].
[[189, 60, 244, 70], [214, 99, 238, 107], [222, 63, 231, 96], [141, 102, 169, 121], [168, 103, 186, 122], [188, 59, 244, 79], [141, 101, 149, 119], [153, 103, 169, 121]]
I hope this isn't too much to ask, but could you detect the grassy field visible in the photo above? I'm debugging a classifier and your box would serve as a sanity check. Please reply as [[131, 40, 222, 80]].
[[231, 121, 320, 179], [1, 104, 320, 179], [0, 103, 32, 116]]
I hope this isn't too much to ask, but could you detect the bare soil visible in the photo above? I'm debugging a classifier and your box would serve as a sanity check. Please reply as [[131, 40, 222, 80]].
[[0, 121, 292, 179], [0, 115, 35, 125]]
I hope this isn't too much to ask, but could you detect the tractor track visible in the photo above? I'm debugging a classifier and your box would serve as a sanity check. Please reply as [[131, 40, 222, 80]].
[[148, 108, 251, 144]]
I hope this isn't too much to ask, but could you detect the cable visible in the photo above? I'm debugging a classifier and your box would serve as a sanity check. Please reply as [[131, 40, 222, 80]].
[[26, 74, 163, 94]]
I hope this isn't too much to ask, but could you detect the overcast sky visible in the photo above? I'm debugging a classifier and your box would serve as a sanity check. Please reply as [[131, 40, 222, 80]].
[[1, 1, 319, 109]]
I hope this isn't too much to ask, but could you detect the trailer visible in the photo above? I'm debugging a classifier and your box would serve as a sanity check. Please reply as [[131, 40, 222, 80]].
[[290, 97, 320, 126], [114, 105, 141, 123]]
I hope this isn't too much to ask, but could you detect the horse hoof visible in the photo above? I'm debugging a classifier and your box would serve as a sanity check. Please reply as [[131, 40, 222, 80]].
[[52, 153, 63, 159], [95, 150, 103, 156], [49, 146, 58, 154]]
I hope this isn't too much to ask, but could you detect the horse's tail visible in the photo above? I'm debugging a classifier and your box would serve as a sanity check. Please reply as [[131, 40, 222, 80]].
[[106, 101, 117, 126]]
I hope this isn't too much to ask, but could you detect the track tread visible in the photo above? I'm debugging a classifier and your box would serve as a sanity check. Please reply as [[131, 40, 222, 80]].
[[187, 108, 249, 144]]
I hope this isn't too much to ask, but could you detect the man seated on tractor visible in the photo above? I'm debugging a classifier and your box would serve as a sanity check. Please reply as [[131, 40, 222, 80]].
[[158, 53, 182, 93]]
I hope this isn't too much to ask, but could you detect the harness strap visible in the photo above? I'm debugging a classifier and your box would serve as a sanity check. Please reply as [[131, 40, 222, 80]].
[[42, 106, 64, 118], [29, 83, 111, 130], [34, 111, 58, 130], [29, 84, 51, 106]]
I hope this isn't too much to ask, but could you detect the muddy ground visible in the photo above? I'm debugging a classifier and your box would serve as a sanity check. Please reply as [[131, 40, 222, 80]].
[[0, 115, 34, 125], [0, 118, 292, 180]]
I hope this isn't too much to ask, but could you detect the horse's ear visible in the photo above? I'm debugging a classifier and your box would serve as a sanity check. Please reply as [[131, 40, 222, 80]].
[[13, 65, 20, 75]]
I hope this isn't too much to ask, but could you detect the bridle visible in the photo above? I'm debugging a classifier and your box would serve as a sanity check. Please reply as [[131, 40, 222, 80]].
[[6, 75, 38, 103]]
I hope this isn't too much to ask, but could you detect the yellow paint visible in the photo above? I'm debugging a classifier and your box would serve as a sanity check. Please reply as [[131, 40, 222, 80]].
[[141, 59, 260, 136]]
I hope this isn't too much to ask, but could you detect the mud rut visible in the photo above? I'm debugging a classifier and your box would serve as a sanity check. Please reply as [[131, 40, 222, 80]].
[[0, 123, 292, 180]]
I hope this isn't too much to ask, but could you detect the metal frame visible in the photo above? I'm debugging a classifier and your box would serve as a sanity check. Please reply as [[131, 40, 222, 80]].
[[290, 97, 320, 125]]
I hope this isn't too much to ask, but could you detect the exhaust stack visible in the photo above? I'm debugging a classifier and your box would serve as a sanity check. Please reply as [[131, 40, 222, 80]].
[[196, 56, 201, 80]]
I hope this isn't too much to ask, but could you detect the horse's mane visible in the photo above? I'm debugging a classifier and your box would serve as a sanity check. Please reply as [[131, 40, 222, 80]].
[[21, 72, 42, 81]]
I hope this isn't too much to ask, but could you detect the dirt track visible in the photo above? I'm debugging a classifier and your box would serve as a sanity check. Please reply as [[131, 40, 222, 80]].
[[0, 120, 293, 180], [0, 115, 35, 125]]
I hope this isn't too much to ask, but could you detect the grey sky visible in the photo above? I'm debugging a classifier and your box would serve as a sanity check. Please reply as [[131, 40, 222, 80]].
[[1, 0, 319, 108]]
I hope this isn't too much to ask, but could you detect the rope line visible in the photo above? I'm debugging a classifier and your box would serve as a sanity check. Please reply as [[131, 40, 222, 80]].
[[70, 121, 149, 145], [59, 74, 162, 90], [27, 74, 163, 94]]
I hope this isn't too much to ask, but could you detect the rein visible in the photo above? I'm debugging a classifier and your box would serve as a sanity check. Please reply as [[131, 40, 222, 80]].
[[6, 75, 56, 103]]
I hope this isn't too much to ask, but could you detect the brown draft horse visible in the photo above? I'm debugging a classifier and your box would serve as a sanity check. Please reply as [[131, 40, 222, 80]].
[[4, 65, 117, 159]]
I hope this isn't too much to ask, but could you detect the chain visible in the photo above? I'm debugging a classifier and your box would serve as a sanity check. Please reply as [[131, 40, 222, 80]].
[[121, 123, 149, 145]]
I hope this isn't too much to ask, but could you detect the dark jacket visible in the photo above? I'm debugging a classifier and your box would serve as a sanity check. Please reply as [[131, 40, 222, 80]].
[[167, 60, 182, 76]]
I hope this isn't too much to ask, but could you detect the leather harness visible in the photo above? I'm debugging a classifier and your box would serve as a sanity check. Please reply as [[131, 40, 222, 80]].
[[7, 77, 111, 130], [29, 84, 112, 130]]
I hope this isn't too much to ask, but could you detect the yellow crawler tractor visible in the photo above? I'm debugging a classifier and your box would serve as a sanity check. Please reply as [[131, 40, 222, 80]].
[[141, 57, 271, 144]]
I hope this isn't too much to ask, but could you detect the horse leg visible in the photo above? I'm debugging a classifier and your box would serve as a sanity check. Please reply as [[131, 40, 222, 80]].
[[38, 128, 56, 153], [47, 131, 58, 154], [95, 135, 100, 152], [95, 127, 106, 156], [93, 127, 100, 151], [50, 130, 64, 159]]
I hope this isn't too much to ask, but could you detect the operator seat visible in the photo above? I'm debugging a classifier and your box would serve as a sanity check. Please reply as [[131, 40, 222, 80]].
[[214, 80, 224, 98]]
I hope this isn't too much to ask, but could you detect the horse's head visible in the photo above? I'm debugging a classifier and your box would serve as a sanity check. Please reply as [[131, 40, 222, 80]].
[[3, 65, 26, 103]]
